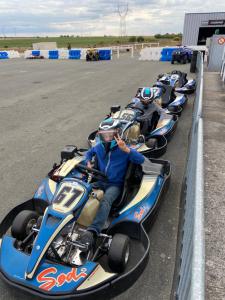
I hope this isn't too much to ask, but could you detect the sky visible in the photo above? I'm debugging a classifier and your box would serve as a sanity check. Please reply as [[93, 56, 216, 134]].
[[0, 0, 224, 36]]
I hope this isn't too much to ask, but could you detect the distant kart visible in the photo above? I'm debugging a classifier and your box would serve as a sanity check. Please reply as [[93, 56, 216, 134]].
[[86, 49, 100, 61], [157, 70, 196, 94], [0, 145, 171, 299], [26, 55, 45, 59], [88, 104, 178, 158], [171, 47, 193, 64]]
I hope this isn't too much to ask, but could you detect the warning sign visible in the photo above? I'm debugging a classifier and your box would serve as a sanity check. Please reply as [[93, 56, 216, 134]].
[[218, 37, 225, 45]]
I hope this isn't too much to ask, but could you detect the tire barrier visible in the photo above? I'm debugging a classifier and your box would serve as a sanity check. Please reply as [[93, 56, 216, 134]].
[[139, 47, 163, 61], [69, 50, 81, 60], [160, 47, 178, 62], [98, 49, 111, 60], [0, 52, 9, 59], [0, 50, 20, 59], [140, 46, 207, 62], [48, 50, 59, 59]]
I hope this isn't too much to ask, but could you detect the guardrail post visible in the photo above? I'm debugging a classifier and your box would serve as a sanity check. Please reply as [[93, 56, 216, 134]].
[[131, 46, 134, 58]]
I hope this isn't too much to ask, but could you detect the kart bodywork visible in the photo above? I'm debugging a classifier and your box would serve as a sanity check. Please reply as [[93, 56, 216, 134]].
[[157, 70, 196, 95], [0, 146, 171, 299], [88, 106, 178, 158]]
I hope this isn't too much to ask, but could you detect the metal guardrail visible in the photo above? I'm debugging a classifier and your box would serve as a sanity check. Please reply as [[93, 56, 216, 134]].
[[220, 46, 225, 83], [175, 52, 205, 300]]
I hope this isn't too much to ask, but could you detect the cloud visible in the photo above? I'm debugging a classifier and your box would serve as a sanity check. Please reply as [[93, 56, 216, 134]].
[[0, 0, 224, 36]]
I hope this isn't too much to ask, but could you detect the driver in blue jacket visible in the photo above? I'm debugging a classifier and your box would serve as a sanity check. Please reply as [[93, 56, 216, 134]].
[[80, 118, 145, 247]]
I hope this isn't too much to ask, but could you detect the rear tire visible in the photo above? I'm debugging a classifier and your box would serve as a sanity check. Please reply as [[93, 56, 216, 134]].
[[108, 234, 130, 273], [11, 210, 39, 240]]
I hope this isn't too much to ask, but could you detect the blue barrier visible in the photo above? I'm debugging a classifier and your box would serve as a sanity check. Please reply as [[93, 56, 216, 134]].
[[69, 50, 81, 60], [0, 51, 9, 59], [32, 50, 40, 56], [98, 50, 111, 60], [49, 50, 59, 59], [160, 47, 177, 62]]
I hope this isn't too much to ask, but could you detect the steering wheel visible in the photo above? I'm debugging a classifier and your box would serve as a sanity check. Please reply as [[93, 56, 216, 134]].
[[126, 103, 145, 115], [76, 163, 108, 181]]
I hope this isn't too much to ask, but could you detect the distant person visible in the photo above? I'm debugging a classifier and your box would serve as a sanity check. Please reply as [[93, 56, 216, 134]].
[[67, 43, 71, 50]]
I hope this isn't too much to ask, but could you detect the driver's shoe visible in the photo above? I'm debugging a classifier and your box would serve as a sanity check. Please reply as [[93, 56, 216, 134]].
[[80, 230, 95, 250]]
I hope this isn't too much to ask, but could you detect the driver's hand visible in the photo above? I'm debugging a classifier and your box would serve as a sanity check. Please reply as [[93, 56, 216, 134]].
[[87, 161, 92, 169], [115, 134, 130, 153]]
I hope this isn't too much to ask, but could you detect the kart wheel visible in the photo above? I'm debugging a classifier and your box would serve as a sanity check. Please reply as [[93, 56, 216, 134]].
[[146, 138, 157, 149], [108, 234, 130, 273], [11, 210, 39, 241]]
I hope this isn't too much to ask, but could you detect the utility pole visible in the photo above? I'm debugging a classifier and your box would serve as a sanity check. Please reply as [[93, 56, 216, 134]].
[[117, 2, 129, 38]]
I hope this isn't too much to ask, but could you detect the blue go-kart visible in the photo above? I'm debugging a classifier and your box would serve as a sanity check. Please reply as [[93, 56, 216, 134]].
[[0, 145, 170, 299], [157, 70, 196, 95]]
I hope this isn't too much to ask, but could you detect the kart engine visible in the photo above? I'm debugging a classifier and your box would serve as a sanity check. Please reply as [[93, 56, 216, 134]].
[[47, 224, 88, 266]]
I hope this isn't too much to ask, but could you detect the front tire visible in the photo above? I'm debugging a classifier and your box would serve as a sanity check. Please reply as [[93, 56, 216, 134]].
[[11, 210, 39, 240], [108, 234, 130, 273]]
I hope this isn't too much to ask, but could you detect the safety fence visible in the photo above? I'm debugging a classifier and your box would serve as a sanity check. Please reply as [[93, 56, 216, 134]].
[[24, 48, 112, 60], [220, 45, 225, 83], [0, 50, 20, 59], [139, 46, 207, 62], [175, 52, 204, 300]]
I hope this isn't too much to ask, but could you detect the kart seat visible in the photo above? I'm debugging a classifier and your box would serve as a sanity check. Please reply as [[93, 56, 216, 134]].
[[124, 123, 141, 141], [161, 85, 175, 107], [112, 162, 142, 211]]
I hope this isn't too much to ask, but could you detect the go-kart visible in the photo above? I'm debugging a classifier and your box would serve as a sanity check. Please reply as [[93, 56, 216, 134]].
[[88, 104, 178, 158], [26, 55, 45, 59], [135, 84, 187, 116], [86, 49, 99, 61], [0, 145, 171, 299], [157, 70, 196, 94]]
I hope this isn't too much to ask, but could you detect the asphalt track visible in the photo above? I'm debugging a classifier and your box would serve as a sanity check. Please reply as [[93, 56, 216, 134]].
[[0, 56, 193, 300]]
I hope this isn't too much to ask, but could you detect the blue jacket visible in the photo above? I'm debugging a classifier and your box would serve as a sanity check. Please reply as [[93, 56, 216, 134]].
[[85, 143, 145, 186]]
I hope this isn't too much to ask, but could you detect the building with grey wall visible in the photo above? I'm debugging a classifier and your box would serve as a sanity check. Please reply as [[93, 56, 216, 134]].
[[182, 12, 225, 46]]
